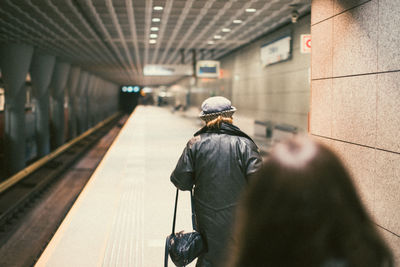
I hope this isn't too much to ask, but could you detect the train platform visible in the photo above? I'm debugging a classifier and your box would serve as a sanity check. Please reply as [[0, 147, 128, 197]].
[[35, 106, 215, 267]]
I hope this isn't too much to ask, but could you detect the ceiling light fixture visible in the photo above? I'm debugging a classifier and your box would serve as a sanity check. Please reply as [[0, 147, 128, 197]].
[[233, 19, 243, 24], [150, 34, 158, 38], [222, 28, 231, 32], [214, 35, 222, 39], [149, 39, 157, 44], [152, 18, 161, 22], [150, 27, 159, 31], [208, 41, 215, 45], [245, 8, 256, 12], [153, 6, 163, 11]]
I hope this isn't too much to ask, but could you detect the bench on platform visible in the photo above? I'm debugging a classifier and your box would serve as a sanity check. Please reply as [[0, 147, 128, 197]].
[[252, 120, 298, 156]]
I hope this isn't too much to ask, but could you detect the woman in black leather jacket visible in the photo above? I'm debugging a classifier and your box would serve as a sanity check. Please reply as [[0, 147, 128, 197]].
[[171, 96, 262, 267]]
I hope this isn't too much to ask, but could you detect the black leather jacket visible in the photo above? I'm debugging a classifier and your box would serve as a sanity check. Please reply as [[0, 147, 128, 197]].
[[171, 122, 262, 266]]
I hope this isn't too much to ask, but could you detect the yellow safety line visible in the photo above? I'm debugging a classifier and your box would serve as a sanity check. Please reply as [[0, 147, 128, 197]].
[[0, 112, 121, 194]]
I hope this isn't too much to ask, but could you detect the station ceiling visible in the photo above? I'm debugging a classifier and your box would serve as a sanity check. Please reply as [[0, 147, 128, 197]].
[[0, 0, 310, 86]]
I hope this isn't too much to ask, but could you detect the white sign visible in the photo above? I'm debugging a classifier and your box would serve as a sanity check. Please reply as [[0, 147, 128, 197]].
[[300, 34, 311, 54], [143, 64, 193, 76], [196, 60, 220, 78], [260, 35, 291, 67]]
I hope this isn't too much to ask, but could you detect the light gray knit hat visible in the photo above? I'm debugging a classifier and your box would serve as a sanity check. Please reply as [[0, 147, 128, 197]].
[[199, 96, 236, 122]]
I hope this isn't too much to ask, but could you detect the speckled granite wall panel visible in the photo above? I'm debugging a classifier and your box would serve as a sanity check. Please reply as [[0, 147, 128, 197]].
[[377, 72, 400, 153], [375, 150, 400, 234], [378, 0, 400, 71], [311, 19, 332, 79], [331, 75, 377, 147], [332, 0, 378, 77], [331, 140, 375, 217], [334, 0, 371, 14], [311, 0, 400, 256], [311, 0, 334, 25], [310, 79, 332, 137]]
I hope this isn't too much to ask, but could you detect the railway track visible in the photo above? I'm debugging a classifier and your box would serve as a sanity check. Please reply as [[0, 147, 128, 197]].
[[0, 113, 128, 267]]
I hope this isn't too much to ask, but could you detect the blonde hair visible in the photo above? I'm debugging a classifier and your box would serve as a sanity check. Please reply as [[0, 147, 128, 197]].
[[206, 115, 233, 128]]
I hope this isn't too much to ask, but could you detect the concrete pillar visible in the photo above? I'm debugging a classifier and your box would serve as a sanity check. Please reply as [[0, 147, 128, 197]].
[[109, 83, 118, 115], [50, 61, 70, 148], [108, 82, 115, 116], [94, 77, 100, 126], [103, 82, 110, 118], [84, 75, 91, 129], [95, 79, 104, 124], [76, 71, 89, 134], [0, 43, 34, 175], [66, 67, 80, 139], [30, 52, 56, 157], [102, 81, 108, 120], [85, 74, 94, 129], [113, 84, 119, 113], [88, 76, 99, 128]]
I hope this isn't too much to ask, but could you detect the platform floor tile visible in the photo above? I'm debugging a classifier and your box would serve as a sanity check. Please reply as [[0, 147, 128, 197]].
[[36, 106, 199, 267]]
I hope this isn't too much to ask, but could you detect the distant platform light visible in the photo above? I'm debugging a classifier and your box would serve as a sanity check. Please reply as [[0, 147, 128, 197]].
[[214, 35, 222, 39], [153, 6, 163, 11], [152, 18, 161, 22], [121, 85, 141, 93], [222, 28, 231, 32], [142, 87, 153, 93], [150, 33, 158, 38], [149, 39, 157, 44], [150, 27, 159, 31], [245, 8, 256, 12], [233, 19, 243, 24], [207, 40, 215, 45]]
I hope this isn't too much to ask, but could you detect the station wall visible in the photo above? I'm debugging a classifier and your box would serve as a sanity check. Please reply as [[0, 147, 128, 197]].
[[310, 0, 400, 262], [171, 14, 311, 132]]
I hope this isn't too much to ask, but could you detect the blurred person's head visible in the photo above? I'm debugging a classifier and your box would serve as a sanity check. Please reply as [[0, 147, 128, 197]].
[[228, 136, 393, 267], [199, 96, 235, 128]]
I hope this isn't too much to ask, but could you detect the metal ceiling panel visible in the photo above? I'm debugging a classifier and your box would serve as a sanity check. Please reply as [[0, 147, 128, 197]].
[[0, 0, 310, 86]]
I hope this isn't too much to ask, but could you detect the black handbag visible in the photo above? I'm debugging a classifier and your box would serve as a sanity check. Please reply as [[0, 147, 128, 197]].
[[164, 189, 205, 267]]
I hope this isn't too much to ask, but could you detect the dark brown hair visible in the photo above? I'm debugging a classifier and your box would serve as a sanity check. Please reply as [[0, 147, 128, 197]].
[[228, 136, 393, 267]]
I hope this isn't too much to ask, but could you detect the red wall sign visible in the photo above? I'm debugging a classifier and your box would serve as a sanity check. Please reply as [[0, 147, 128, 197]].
[[301, 34, 311, 54]]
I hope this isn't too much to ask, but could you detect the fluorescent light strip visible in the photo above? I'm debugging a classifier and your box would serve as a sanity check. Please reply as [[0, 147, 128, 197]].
[[245, 8, 256, 12]]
